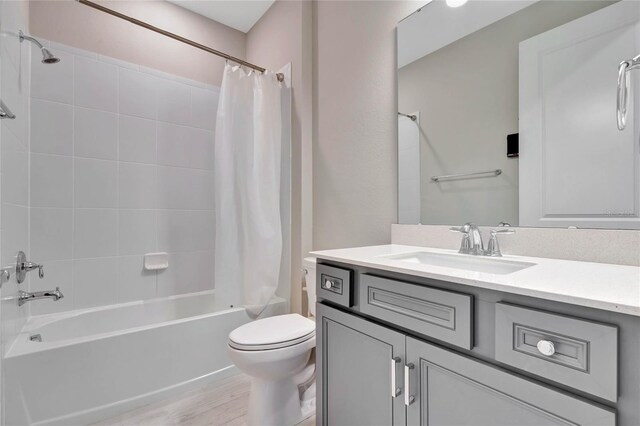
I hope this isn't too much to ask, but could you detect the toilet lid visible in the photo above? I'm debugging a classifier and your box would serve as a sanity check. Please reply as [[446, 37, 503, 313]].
[[229, 314, 315, 350]]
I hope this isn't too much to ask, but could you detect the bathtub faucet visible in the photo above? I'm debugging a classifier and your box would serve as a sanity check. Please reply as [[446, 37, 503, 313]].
[[18, 287, 63, 306]]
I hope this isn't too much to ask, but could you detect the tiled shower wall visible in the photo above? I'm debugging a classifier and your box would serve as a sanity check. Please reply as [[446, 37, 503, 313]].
[[29, 40, 219, 315]]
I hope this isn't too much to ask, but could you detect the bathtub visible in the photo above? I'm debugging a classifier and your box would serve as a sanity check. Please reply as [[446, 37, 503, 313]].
[[4, 291, 287, 426]]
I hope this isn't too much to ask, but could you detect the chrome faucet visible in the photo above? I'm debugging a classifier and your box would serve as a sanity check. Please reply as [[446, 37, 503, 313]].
[[450, 223, 515, 257], [450, 223, 485, 255], [18, 287, 63, 306]]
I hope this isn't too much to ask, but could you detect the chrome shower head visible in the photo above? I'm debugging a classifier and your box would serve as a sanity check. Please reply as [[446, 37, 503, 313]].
[[40, 48, 60, 64], [19, 30, 60, 64]]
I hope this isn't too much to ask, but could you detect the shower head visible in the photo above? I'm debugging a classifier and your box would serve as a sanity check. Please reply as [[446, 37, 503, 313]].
[[18, 30, 60, 64], [40, 48, 60, 64]]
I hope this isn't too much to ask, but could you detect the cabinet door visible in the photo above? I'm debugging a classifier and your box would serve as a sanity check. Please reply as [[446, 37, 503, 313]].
[[405, 337, 615, 426], [317, 303, 406, 426]]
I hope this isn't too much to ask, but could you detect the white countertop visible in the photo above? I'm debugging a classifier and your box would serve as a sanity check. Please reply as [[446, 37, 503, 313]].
[[310, 245, 640, 316]]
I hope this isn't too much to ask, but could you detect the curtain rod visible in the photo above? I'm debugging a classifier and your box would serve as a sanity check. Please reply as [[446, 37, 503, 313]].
[[76, 0, 285, 82]]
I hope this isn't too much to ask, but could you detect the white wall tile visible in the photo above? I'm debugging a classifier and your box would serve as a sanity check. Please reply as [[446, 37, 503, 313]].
[[156, 210, 190, 253], [157, 210, 214, 253], [74, 56, 118, 112], [156, 122, 190, 168], [31, 49, 73, 104], [157, 77, 190, 125], [119, 115, 156, 164], [73, 257, 118, 309], [31, 99, 73, 155], [157, 250, 214, 296], [119, 68, 157, 120], [74, 209, 118, 258], [1, 203, 28, 267], [74, 107, 118, 160], [74, 158, 118, 208], [1, 148, 28, 206], [117, 256, 156, 303], [28, 260, 73, 316], [157, 167, 214, 210], [30, 153, 73, 208], [190, 210, 215, 251], [157, 123, 214, 170], [30, 208, 73, 262], [187, 127, 215, 170], [189, 87, 218, 130], [2, 50, 29, 143], [118, 210, 157, 255], [118, 163, 157, 209], [2, 121, 27, 152]]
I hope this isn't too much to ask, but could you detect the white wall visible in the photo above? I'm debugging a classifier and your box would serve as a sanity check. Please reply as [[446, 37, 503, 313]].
[[28, 40, 219, 314], [312, 0, 421, 250]]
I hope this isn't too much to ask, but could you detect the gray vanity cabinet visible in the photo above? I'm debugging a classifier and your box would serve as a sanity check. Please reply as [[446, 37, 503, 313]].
[[317, 303, 407, 426], [405, 337, 616, 426], [316, 262, 627, 426]]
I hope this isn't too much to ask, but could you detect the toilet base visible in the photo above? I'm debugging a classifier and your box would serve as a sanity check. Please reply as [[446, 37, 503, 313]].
[[247, 377, 304, 426]]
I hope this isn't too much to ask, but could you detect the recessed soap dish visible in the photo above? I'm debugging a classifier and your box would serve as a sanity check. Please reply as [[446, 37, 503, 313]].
[[144, 252, 169, 271]]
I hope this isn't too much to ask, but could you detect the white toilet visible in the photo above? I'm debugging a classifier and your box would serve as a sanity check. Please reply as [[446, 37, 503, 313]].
[[228, 257, 317, 426]]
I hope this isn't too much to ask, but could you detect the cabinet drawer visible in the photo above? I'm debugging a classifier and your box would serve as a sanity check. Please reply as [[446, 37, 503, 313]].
[[359, 274, 473, 350], [316, 263, 353, 308], [495, 303, 618, 402]]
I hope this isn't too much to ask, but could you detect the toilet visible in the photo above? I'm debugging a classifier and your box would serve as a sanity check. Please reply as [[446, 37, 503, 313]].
[[228, 257, 317, 426]]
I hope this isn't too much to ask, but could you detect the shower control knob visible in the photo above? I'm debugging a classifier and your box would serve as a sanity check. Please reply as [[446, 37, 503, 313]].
[[536, 340, 555, 356], [324, 280, 332, 289]]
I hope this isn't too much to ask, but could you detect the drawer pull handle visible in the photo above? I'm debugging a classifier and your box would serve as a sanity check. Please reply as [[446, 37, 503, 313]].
[[391, 357, 401, 398], [404, 363, 415, 406], [537, 340, 556, 356]]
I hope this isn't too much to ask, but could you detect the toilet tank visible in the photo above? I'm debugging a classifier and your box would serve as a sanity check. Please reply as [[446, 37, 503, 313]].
[[303, 257, 317, 317]]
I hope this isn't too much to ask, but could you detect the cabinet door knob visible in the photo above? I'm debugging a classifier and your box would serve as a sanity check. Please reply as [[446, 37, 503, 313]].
[[536, 340, 555, 356], [324, 280, 332, 289]]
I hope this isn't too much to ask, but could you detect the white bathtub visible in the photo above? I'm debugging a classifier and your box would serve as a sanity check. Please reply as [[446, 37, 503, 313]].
[[4, 291, 287, 426]]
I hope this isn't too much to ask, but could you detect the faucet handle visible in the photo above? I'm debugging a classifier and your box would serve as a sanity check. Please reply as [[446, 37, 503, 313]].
[[491, 228, 515, 236], [450, 223, 472, 234], [22, 262, 44, 279], [486, 227, 515, 256], [451, 224, 473, 254]]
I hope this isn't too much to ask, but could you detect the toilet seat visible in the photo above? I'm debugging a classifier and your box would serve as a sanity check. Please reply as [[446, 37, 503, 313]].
[[229, 331, 315, 351], [228, 313, 315, 351]]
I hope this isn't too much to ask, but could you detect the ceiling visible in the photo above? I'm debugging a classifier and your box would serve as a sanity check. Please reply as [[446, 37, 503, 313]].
[[167, 0, 275, 33], [398, 0, 537, 68]]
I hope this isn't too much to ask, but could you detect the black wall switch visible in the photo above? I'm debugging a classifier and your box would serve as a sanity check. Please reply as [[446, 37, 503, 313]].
[[507, 133, 519, 158]]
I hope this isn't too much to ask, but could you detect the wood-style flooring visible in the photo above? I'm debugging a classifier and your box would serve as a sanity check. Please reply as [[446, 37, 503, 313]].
[[94, 374, 316, 426]]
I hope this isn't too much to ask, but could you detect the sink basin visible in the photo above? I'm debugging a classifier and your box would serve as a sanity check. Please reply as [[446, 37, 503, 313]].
[[381, 251, 535, 275]]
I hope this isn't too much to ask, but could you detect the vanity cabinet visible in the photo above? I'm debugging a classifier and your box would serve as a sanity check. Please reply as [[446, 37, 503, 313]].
[[406, 337, 615, 426], [315, 262, 633, 426], [316, 303, 406, 426]]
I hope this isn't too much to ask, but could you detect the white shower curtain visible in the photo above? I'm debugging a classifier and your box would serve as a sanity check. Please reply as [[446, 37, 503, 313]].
[[214, 64, 283, 317]]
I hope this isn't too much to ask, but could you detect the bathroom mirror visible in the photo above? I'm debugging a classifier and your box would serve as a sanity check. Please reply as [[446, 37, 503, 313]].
[[397, 0, 640, 229]]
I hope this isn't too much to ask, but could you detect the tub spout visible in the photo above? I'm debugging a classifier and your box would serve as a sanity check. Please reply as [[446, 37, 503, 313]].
[[18, 287, 63, 306]]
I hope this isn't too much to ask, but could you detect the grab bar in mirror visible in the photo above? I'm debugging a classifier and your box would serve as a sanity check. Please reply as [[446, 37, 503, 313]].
[[431, 169, 502, 182], [617, 54, 640, 131]]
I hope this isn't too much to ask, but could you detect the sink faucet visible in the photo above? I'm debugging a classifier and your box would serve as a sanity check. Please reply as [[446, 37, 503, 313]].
[[450, 223, 515, 256], [18, 287, 63, 306], [450, 223, 484, 255]]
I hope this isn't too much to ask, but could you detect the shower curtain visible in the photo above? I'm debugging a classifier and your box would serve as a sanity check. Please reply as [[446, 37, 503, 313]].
[[214, 64, 283, 317]]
